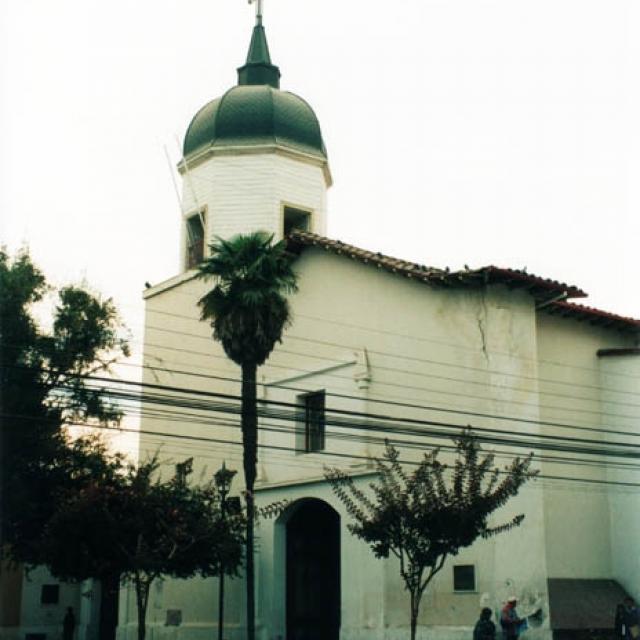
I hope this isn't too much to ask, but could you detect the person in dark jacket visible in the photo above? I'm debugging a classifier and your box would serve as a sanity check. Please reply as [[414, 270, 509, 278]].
[[62, 607, 76, 640], [621, 598, 640, 640], [616, 603, 627, 640], [474, 607, 497, 640]]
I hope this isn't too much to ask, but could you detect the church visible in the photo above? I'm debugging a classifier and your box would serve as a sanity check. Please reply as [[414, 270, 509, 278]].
[[108, 6, 640, 640], [7, 6, 636, 640]]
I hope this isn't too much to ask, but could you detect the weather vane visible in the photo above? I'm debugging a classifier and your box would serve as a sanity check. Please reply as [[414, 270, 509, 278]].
[[248, 0, 263, 25]]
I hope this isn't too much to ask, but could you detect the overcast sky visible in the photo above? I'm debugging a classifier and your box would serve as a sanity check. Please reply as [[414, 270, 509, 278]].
[[2, 0, 639, 356]]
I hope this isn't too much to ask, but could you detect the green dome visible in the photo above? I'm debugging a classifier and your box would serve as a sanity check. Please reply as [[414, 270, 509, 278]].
[[183, 85, 327, 159]]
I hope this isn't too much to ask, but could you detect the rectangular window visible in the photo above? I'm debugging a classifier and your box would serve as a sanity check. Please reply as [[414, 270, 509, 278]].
[[299, 391, 325, 453], [453, 565, 476, 592], [283, 206, 311, 236], [40, 584, 59, 604], [185, 210, 205, 269]]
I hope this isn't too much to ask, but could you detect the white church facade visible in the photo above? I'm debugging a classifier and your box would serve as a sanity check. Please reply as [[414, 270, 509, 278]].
[[115, 10, 640, 640]]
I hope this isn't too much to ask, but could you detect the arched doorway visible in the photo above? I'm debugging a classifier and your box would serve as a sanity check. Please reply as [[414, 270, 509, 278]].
[[285, 499, 340, 640]]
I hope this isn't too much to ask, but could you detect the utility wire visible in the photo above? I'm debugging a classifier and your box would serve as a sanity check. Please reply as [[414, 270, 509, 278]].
[[113, 359, 640, 441], [7, 362, 639, 458], [141, 322, 640, 407], [41, 372, 640, 464], [148, 288, 640, 381], [92, 398, 640, 474], [6, 411, 640, 489], [136, 339, 640, 422]]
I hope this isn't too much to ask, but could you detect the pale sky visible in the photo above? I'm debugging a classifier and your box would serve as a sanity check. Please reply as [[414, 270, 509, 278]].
[[2, 0, 639, 360]]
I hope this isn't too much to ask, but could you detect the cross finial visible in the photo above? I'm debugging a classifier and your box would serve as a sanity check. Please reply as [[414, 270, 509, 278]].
[[248, 0, 263, 25]]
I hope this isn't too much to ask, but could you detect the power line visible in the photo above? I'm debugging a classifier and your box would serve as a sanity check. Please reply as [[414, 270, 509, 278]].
[[141, 321, 640, 406], [136, 338, 640, 422], [43, 370, 640, 463], [113, 358, 640, 442], [100, 398, 640, 475], [6, 412, 640, 490], [9, 361, 640, 455], [7, 363, 639, 458], [147, 289, 640, 381], [66, 417, 640, 491], [147, 302, 640, 395]]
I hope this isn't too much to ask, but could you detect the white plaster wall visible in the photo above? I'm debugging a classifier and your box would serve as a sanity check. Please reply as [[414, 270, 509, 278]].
[[178, 151, 328, 270], [18, 566, 81, 640], [535, 315, 636, 581], [601, 353, 640, 602]]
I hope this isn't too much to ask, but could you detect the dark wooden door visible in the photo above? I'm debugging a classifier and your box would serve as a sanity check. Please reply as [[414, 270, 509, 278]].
[[286, 500, 340, 640]]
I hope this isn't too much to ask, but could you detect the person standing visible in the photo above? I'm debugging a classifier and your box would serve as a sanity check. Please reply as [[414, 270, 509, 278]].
[[616, 603, 627, 640], [474, 608, 497, 640], [500, 597, 525, 640], [62, 607, 76, 640], [622, 598, 640, 640]]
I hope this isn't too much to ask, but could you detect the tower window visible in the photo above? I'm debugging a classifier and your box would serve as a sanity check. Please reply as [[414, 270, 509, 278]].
[[283, 206, 311, 236], [297, 391, 325, 453], [453, 565, 476, 592], [185, 210, 205, 269]]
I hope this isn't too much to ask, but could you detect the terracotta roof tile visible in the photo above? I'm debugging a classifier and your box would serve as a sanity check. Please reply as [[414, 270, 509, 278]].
[[286, 231, 640, 332], [286, 230, 586, 301], [545, 301, 640, 332]]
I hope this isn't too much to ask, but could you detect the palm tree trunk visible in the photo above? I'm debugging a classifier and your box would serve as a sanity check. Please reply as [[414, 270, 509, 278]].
[[241, 361, 258, 640]]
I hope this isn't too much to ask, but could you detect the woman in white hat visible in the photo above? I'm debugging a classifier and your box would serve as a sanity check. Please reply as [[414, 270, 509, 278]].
[[500, 597, 525, 640]]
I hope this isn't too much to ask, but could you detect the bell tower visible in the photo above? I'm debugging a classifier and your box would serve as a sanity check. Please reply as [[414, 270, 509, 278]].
[[178, 8, 331, 272]]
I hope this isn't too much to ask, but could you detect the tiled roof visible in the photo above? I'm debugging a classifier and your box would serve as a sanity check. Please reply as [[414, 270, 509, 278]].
[[286, 231, 640, 333], [287, 230, 587, 301], [545, 301, 640, 332]]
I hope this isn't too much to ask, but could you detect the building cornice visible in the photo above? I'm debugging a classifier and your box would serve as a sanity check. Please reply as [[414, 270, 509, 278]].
[[178, 143, 333, 187], [143, 269, 198, 300]]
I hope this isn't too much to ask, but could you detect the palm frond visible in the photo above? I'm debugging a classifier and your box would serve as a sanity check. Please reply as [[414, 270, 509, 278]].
[[197, 232, 298, 366]]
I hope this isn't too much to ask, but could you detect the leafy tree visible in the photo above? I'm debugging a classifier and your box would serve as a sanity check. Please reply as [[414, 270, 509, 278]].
[[42, 456, 245, 640], [325, 430, 538, 640], [0, 248, 129, 563], [197, 232, 298, 640]]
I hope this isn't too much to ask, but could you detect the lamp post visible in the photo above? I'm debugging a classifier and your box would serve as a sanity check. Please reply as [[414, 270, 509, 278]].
[[214, 462, 236, 640]]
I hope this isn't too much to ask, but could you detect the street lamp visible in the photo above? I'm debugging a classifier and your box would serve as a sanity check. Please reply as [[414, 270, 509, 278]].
[[214, 461, 236, 640]]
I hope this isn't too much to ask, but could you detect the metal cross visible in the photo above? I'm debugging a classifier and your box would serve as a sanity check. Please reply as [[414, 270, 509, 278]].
[[248, 0, 263, 25]]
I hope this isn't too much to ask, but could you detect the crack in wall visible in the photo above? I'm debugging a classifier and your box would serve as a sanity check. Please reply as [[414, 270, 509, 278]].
[[477, 291, 490, 363]]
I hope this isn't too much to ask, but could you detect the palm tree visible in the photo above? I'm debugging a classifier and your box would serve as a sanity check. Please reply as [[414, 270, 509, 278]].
[[197, 232, 298, 640]]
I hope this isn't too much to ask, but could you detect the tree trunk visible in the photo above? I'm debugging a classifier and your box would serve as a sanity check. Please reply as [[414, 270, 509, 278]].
[[134, 578, 150, 640], [99, 573, 120, 640], [241, 362, 258, 640], [410, 589, 420, 640]]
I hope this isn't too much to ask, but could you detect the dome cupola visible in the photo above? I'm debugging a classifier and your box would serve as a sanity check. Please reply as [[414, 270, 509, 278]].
[[183, 86, 327, 159], [183, 13, 327, 160]]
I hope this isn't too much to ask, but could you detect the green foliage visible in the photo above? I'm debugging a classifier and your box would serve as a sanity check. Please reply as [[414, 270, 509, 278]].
[[43, 455, 245, 583], [325, 429, 537, 640], [42, 455, 245, 640], [0, 248, 130, 563], [197, 232, 298, 366]]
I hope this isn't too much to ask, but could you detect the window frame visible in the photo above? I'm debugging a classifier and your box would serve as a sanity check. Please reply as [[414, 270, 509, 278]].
[[452, 564, 476, 592], [296, 390, 326, 454], [184, 206, 207, 269], [282, 203, 313, 237]]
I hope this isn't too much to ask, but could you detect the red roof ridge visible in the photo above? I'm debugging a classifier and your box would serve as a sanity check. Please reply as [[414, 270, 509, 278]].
[[287, 230, 587, 301], [546, 300, 640, 331]]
